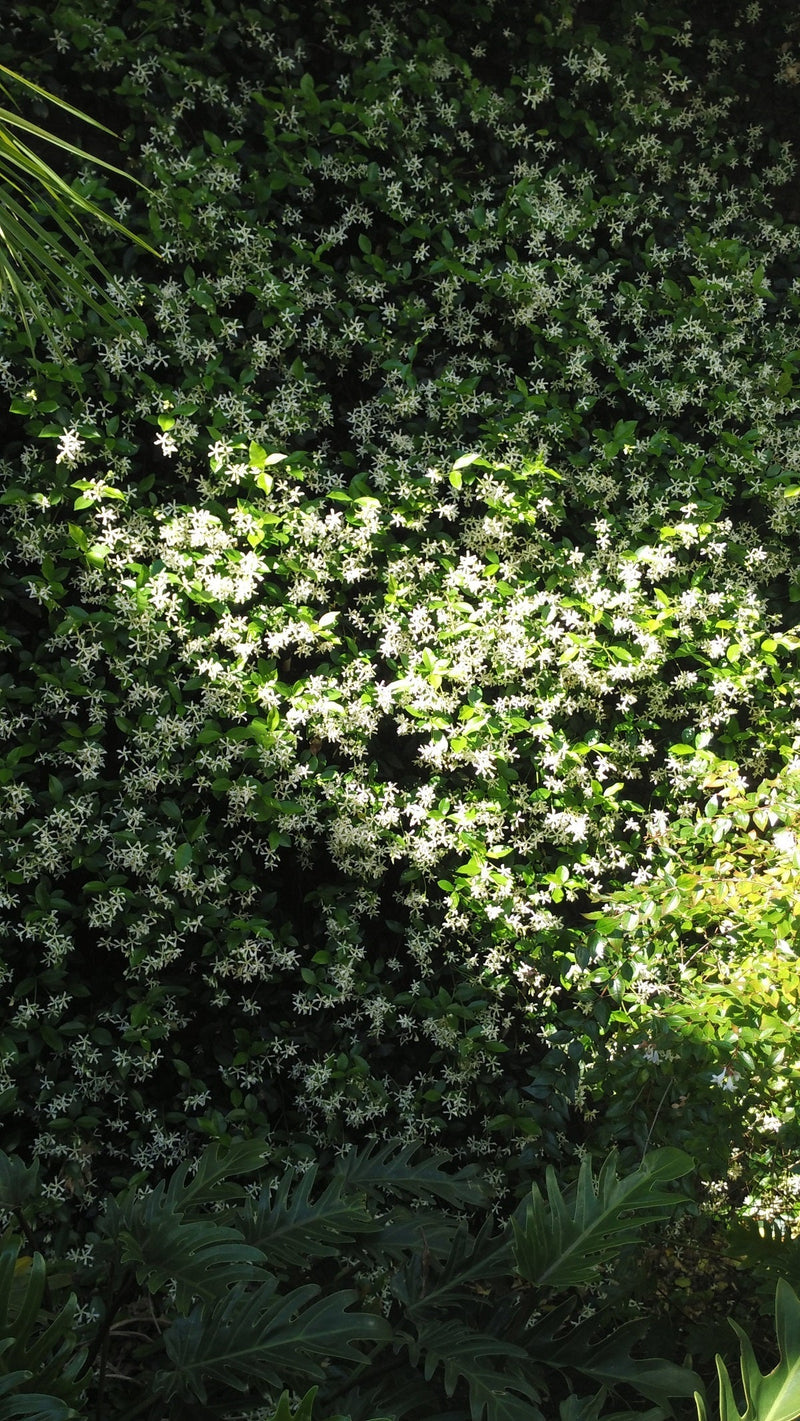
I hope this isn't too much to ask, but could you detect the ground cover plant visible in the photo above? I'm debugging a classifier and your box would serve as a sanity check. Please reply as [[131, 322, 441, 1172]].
[[1, 0, 800, 1413]]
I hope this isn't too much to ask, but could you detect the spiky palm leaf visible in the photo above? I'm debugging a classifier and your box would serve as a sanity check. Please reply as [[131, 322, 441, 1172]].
[[0, 63, 158, 346], [511, 1149, 694, 1291]]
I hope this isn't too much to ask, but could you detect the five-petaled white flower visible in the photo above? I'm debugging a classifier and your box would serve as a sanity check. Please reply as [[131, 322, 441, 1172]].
[[711, 1068, 739, 1092], [155, 431, 178, 457]]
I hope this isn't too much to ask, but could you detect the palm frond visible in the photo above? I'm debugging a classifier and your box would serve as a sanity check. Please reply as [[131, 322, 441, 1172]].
[[0, 63, 119, 134], [0, 61, 159, 344], [0, 126, 144, 224]]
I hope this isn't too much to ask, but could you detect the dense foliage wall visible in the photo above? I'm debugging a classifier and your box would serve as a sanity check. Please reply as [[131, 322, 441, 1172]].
[[0, 5, 800, 1408]]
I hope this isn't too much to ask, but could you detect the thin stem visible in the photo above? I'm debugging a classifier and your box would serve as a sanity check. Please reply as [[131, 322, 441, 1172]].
[[640, 1079, 674, 1160], [105, 1326, 159, 1344], [85, 1268, 141, 1421], [85, 1270, 138, 1368], [94, 1279, 116, 1421]]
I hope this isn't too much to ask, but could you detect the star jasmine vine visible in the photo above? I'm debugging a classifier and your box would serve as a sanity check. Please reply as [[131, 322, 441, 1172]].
[[0, 0, 800, 1413]]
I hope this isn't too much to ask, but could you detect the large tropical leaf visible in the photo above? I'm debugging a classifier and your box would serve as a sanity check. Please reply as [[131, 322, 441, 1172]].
[[0, 1244, 86, 1407], [366, 1210, 463, 1263], [330, 1367, 445, 1421], [163, 1137, 273, 1212], [0, 1152, 40, 1213], [0, 1379, 75, 1421], [390, 1212, 510, 1316], [695, 1279, 800, 1421], [724, 1218, 800, 1299], [99, 1139, 274, 1311], [158, 1280, 392, 1403], [237, 1142, 476, 1274], [535, 1311, 702, 1413], [117, 1192, 271, 1312], [334, 1139, 488, 1210], [238, 1159, 382, 1269], [260, 1388, 319, 1421], [403, 1314, 545, 1421], [559, 1393, 669, 1421], [511, 1149, 694, 1292], [260, 1386, 392, 1421]]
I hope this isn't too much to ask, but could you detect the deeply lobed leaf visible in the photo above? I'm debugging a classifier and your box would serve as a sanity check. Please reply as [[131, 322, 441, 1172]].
[[512, 1149, 694, 1292], [695, 1280, 800, 1421]]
